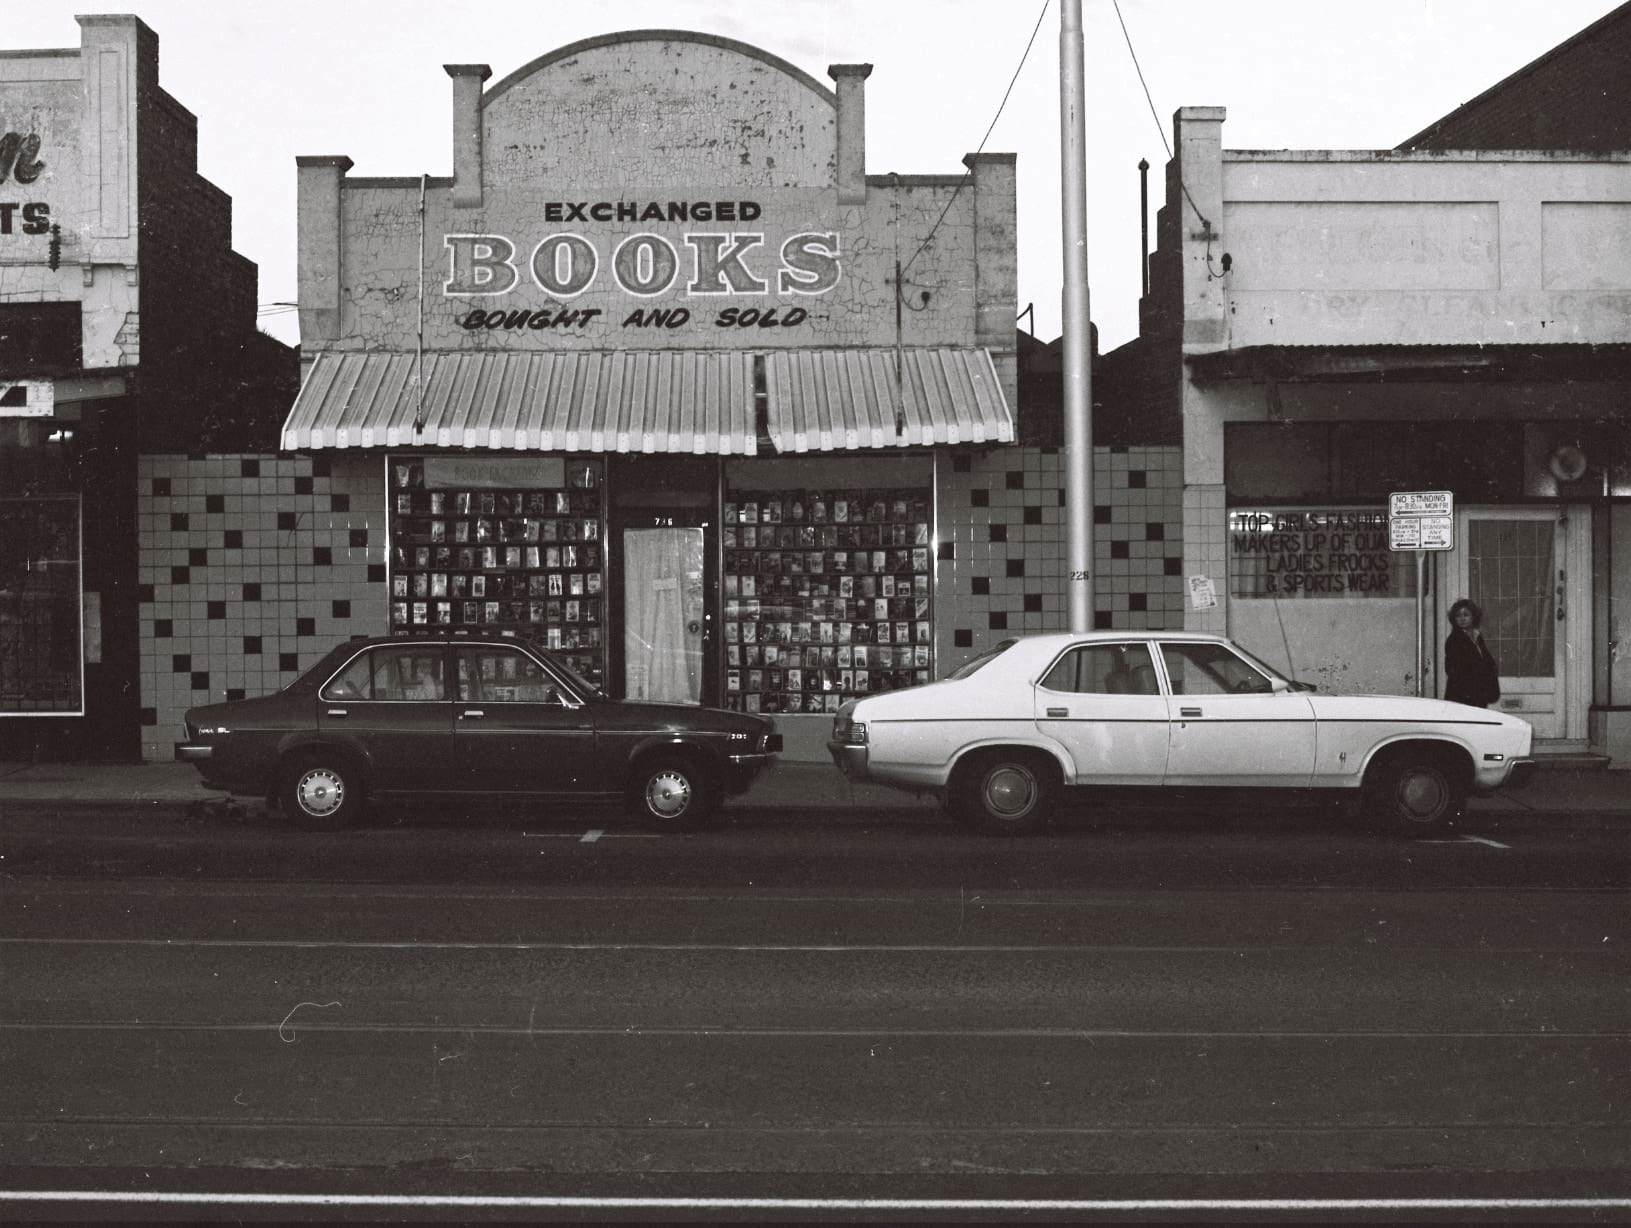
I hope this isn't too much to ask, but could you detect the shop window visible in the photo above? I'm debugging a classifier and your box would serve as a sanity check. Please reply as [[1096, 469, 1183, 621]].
[[721, 487, 933, 714], [388, 456, 605, 686], [0, 496, 83, 714]]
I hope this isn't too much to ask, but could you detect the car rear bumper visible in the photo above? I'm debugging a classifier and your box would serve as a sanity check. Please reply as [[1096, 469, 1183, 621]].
[[828, 741, 869, 781], [724, 750, 778, 795], [1499, 757, 1536, 789]]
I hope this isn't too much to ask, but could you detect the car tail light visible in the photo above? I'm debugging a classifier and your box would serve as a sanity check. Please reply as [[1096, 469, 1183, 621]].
[[835, 718, 867, 746]]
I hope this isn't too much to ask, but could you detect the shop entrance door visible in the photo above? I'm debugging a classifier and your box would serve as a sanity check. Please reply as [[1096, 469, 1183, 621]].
[[1450, 509, 1569, 739], [623, 527, 706, 704]]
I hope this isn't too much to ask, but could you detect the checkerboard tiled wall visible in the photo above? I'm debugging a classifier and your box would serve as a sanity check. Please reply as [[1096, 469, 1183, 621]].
[[137, 454, 388, 760], [933, 446, 1185, 671]]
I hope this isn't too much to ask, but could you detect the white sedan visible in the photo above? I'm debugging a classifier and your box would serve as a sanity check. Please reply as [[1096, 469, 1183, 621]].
[[828, 631, 1535, 836]]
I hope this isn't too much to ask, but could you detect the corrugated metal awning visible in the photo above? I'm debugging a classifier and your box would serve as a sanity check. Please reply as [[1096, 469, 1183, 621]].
[[764, 348, 1014, 452], [281, 351, 758, 454]]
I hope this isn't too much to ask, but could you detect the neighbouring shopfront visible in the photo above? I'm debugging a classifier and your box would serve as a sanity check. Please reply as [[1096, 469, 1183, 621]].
[[282, 30, 1018, 749]]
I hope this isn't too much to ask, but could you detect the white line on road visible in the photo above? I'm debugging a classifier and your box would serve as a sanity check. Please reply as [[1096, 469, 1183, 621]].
[[521, 831, 661, 840], [4, 1193, 1630, 1213], [1461, 834, 1510, 848]]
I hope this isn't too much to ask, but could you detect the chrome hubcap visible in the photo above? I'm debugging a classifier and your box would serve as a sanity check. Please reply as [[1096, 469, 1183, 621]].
[[646, 770, 691, 819], [297, 768, 345, 817], [985, 766, 1036, 817], [1398, 770, 1447, 819]]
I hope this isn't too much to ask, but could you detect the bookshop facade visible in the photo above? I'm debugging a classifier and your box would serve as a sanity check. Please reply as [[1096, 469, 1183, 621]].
[[284, 30, 1018, 727]]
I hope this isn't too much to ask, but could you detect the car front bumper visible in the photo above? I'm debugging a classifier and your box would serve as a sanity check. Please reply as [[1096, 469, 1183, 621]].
[[174, 741, 212, 763], [828, 740, 869, 781]]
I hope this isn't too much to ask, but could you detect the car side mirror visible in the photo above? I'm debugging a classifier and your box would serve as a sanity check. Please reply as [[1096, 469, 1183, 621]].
[[1270, 676, 1292, 693]]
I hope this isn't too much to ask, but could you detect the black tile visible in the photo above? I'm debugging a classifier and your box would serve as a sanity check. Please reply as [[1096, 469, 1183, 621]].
[[989, 611, 1008, 630], [367, 564, 386, 583], [207, 601, 226, 620], [331, 493, 351, 513], [1005, 471, 1025, 490], [971, 488, 989, 508], [349, 529, 368, 549], [170, 566, 190, 585], [1164, 556, 1182, 576], [1094, 610, 1113, 630], [989, 524, 1007, 543], [294, 476, 313, 496], [188, 547, 208, 567], [1129, 592, 1147, 611], [937, 542, 956, 561], [171, 654, 191, 673], [332, 600, 351, 619], [1128, 471, 1147, 489], [138, 584, 155, 603], [206, 494, 225, 514], [190, 671, 210, 691], [951, 454, 972, 473], [1110, 541, 1129, 560], [1023, 593, 1042, 613], [972, 576, 990, 596], [226, 688, 246, 702], [170, 512, 190, 532], [243, 582, 262, 601], [279, 652, 299, 672], [1058, 489, 1067, 507], [296, 617, 315, 637], [313, 546, 332, 566], [1023, 506, 1041, 525], [243, 636, 262, 655], [954, 628, 972, 648], [224, 529, 243, 549], [240, 459, 260, 478], [139, 707, 158, 726], [151, 477, 171, 496], [1006, 559, 1025, 578], [1146, 522, 1165, 541], [277, 512, 297, 531], [311, 456, 331, 478], [1094, 505, 1112, 525], [154, 619, 172, 638]]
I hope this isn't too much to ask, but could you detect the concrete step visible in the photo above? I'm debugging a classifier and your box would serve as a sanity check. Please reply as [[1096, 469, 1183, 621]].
[[1531, 752, 1612, 771]]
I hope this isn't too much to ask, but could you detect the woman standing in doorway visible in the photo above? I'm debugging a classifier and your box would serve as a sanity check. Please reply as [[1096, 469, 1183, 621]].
[[1444, 598, 1501, 708]]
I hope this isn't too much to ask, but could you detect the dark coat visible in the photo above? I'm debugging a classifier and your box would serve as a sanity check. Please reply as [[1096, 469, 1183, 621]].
[[1444, 629, 1500, 707]]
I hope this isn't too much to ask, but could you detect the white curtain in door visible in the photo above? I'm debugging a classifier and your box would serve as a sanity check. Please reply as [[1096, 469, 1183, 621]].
[[1468, 518, 1555, 677], [624, 528, 704, 704]]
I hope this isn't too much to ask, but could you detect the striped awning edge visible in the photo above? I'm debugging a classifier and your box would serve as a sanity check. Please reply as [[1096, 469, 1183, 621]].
[[281, 351, 758, 455], [764, 348, 1015, 452]]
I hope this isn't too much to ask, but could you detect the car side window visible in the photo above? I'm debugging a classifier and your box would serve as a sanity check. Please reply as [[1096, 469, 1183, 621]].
[[1040, 643, 1160, 694], [457, 647, 564, 705], [1159, 642, 1273, 696], [371, 647, 447, 701], [320, 652, 373, 701]]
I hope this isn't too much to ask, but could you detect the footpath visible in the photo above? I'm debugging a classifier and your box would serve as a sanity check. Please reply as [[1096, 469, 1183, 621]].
[[0, 758, 1626, 829]]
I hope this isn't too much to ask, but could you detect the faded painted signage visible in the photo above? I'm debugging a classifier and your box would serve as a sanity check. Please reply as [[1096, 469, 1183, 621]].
[[1229, 509, 1415, 598]]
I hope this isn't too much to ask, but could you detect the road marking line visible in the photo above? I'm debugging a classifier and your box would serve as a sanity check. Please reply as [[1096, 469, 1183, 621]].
[[580, 829, 603, 843], [3, 1193, 1630, 1212], [1461, 834, 1510, 849], [521, 831, 660, 840]]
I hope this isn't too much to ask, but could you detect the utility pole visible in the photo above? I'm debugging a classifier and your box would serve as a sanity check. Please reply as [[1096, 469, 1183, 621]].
[[1060, 0, 1094, 631]]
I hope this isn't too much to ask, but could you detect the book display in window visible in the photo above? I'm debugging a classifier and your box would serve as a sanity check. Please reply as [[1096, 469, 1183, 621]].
[[721, 489, 932, 714], [388, 458, 605, 685]]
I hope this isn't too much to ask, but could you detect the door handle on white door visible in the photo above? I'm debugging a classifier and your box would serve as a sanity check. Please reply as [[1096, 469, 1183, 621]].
[[1180, 707, 1203, 718], [1046, 707, 1069, 717]]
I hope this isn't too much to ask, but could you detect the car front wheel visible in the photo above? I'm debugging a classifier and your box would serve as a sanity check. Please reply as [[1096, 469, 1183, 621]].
[[952, 751, 1057, 836], [629, 753, 717, 831], [1364, 751, 1466, 836], [278, 751, 364, 832]]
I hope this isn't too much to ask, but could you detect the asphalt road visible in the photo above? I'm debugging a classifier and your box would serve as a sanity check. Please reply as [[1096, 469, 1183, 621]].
[[1, 802, 1627, 1222]]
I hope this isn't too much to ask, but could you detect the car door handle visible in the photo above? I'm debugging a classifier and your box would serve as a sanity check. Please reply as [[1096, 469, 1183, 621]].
[[326, 708, 347, 717], [1180, 706, 1203, 718], [460, 709, 485, 720], [1046, 707, 1069, 718]]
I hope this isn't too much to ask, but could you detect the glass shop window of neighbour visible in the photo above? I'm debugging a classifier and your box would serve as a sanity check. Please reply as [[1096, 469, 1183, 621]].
[[0, 495, 83, 715], [721, 487, 934, 714]]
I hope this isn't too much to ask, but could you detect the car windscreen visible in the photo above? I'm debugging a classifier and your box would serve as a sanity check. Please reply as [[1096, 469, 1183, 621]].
[[944, 639, 1017, 681]]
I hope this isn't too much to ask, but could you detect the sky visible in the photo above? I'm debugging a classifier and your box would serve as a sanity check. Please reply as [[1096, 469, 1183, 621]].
[[7, 0, 1624, 353]]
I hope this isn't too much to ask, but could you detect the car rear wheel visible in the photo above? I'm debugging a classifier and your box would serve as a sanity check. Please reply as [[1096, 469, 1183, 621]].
[[952, 751, 1057, 836], [278, 751, 364, 832], [628, 753, 717, 831], [1364, 750, 1466, 836]]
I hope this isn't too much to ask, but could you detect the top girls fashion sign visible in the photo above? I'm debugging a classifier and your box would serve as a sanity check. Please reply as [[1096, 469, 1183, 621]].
[[443, 198, 841, 335]]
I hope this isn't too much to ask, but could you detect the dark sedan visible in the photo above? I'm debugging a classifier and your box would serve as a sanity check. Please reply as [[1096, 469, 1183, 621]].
[[176, 633, 780, 831]]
